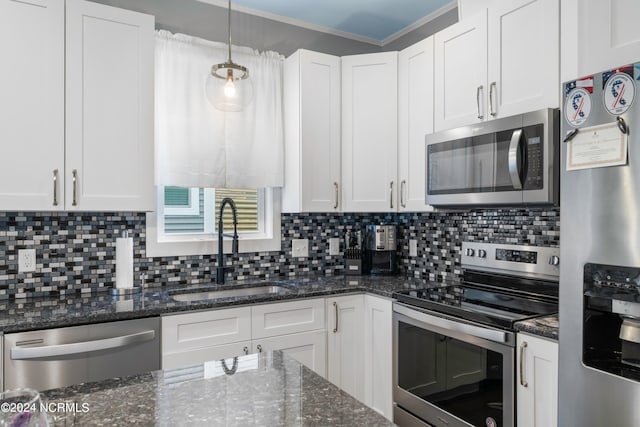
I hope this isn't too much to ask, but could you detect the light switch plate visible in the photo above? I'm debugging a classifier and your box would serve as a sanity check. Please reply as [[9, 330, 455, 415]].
[[409, 240, 418, 257], [292, 239, 309, 258], [18, 249, 36, 273], [328, 238, 339, 256]]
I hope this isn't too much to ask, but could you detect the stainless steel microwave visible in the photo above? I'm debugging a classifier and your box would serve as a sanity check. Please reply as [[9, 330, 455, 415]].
[[425, 109, 559, 207]]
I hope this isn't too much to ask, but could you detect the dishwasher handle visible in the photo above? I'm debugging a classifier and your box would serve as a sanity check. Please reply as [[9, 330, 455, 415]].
[[11, 330, 156, 360]]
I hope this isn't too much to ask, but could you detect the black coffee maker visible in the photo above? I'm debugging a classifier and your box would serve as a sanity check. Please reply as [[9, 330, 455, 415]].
[[363, 225, 398, 275]]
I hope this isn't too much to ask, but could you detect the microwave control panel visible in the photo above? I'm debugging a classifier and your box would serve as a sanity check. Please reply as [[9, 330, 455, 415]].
[[524, 124, 544, 190]]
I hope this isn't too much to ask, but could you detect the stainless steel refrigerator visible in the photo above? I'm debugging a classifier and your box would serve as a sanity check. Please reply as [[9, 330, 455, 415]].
[[560, 63, 640, 426]]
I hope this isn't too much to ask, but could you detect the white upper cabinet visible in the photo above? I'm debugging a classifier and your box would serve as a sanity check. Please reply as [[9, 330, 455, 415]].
[[434, 11, 488, 131], [342, 52, 398, 212], [398, 37, 434, 212], [562, 0, 640, 81], [435, 0, 559, 131], [283, 49, 341, 213], [66, 0, 154, 211], [0, 0, 65, 210], [487, 0, 559, 118], [0, 0, 153, 212]]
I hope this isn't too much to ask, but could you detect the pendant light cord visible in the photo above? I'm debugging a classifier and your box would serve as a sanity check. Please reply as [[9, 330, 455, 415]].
[[227, 0, 232, 63]]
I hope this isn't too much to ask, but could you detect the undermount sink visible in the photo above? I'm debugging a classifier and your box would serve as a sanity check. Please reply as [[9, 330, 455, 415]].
[[169, 285, 291, 302]]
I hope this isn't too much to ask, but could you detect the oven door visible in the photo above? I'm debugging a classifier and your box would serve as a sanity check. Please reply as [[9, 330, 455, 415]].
[[393, 303, 515, 427]]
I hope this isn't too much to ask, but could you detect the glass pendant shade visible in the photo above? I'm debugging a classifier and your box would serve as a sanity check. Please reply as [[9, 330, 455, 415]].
[[206, 63, 253, 112], [205, 0, 253, 112]]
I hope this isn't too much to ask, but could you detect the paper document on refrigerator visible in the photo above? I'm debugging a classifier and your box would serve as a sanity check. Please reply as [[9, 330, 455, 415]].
[[566, 122, 628, 171]]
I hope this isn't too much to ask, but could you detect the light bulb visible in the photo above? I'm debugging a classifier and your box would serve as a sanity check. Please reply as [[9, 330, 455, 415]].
[[224, 78, 237, 98]]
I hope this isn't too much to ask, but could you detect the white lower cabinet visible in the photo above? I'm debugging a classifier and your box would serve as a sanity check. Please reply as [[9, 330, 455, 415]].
[[327, 294, 393, 421], [253, 330, 327, 377], [364, 295, 393, 420], [161, 299, 326, 377], [516, 333, 558, 427], [326, 295, 365, 400]]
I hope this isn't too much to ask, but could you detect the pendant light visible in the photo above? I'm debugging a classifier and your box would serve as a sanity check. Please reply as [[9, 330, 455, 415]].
[[205, 0, 253, 112]]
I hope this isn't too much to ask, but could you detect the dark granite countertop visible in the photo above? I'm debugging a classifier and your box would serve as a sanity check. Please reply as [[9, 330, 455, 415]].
[[514, 314, 559, 341], [0, 275, 436, 333], [40, 350, 394, 427]]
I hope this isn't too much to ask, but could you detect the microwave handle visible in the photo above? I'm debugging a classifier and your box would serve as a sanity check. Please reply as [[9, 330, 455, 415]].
[[508, 129, 523, 190]]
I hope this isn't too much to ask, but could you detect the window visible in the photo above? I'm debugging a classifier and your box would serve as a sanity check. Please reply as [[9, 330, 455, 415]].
[[146, 186, 281, 257]]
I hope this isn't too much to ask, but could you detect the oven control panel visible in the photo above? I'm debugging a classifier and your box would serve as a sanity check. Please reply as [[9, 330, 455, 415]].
[[462, 242, 560, 279]]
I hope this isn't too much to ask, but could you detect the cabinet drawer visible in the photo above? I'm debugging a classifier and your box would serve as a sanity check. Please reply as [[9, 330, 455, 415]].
[[162, 307, 251, 354], [251, 298, 325, 339], [162, 340, 251, 370]]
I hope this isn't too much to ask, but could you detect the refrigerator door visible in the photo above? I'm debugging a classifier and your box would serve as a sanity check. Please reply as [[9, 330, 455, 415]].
[[560, 64, 640, 426]]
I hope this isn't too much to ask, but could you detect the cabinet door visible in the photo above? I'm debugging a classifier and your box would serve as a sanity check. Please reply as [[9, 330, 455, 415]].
[[562, 0, 640, 79], [65, 0, 154, 211], [516, 334, 558, 427], [434, 11, 488, 132], [283, 50, 341, 213], [251, 298, 325, 339], [363, 295, 393, 420], [488, 0, 559, 118], [0, 0, 64, 210], [342, 52, 398, 212], [326, 295, 365, 401], [254, 330, 327, 377], [398, 37, 434, 212], [161, 307, 252, 369]]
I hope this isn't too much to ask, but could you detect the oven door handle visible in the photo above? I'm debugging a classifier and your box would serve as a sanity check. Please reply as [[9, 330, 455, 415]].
[[394, 304, 509, 344]]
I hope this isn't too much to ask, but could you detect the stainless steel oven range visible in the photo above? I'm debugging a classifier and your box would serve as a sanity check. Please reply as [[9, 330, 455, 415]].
[[392, 242, 560, 427]]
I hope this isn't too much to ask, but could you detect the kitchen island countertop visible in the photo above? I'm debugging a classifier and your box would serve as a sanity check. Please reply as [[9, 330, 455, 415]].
[[41, 350, 395, 427]]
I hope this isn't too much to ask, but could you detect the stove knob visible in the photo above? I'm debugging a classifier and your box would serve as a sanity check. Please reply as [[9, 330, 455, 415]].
[[465, 248, 475, 257], [548, 255, 560, 266], [477, 249, 487, 258]]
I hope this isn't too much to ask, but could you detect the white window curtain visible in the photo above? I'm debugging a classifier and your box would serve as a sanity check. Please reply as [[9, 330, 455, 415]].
[[155, 30, 284, 188]]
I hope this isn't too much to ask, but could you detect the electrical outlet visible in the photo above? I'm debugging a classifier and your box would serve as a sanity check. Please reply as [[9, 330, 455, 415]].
[[18, 249, 36, 273], [409, 240, 418, 257], [328, 238, 340, 256], [292, 239, 309, 258]]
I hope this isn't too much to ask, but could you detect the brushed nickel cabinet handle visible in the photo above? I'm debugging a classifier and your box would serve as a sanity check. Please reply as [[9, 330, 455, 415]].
[[72, 169, 78, 206], [489, 82, 497, 117], [390, 181, 394, 209], [519, 341, 528, 388], [333, 301, 338, 333], [400, 180, 407, 208], [257, 344, 263, 353], [333, 182, 339, 209], [52, 169, 59, 207], [477, 85, 484, 120], [243, 346, 249, 355]]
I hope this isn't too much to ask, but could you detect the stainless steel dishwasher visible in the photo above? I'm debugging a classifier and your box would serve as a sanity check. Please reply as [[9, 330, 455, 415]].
[[4, 317, 160, 391]]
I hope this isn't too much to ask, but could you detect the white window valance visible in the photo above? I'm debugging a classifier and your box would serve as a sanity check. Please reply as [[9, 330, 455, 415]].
[[154, 30, 284, 188]]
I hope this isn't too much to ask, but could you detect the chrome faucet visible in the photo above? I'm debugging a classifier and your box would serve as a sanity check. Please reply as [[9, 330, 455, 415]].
[[216, 197, 239, 284]]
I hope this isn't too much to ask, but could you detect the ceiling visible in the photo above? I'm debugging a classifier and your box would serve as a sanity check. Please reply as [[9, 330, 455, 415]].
[[197, 0, 457, 45]]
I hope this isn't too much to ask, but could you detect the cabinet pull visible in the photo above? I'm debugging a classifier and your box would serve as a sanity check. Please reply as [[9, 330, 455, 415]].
[[389, 181, 394, 209], [52, 169, 59, 207], [243, 346, 249, 355], [72, 169, 78, 206], [333, 182, 339, 209], [477, 85, 484, 120], [333, 301, 338, 333], [519, 341, 528, 388], [400, 180, 406, 208], [489, 82, 497, 117], [257, 344, 263, 353]]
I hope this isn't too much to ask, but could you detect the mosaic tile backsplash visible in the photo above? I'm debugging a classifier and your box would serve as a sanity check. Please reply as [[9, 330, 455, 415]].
[[0, 208, 559, 298]]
